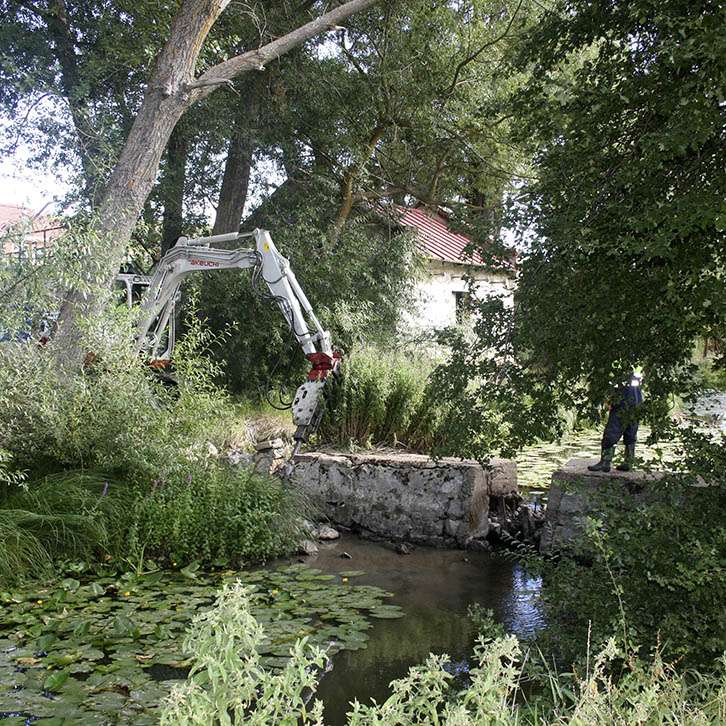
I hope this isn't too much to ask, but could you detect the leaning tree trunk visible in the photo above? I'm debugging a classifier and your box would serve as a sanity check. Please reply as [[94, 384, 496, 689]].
[[51, 0, 380, 365]]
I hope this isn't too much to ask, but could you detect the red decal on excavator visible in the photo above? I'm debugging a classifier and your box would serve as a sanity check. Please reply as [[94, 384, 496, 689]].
[[189, 259, 219, 267]]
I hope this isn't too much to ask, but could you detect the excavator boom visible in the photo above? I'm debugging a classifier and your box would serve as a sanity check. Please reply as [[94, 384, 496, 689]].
[[120, 228, 339, 450]]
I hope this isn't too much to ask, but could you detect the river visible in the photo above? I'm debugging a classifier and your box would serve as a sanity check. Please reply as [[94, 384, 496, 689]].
[[309, 536, 542, 724]]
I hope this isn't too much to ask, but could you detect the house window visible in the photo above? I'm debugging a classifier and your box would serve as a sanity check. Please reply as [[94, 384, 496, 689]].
[[454, 291, 470, 323]]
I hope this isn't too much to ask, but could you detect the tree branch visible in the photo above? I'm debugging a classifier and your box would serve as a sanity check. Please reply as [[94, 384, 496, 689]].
[[442, 0, 524, 99], [14, 0, 48, 18], [189, 0, 380, 103], [330, 122, 388, 243]]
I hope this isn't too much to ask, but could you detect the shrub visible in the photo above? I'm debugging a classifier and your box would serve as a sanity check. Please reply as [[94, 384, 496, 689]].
[[124, 464, 301, 567], [0, 231, 302, 577], [0, 448, 25, 488], [318, 346, 447, 451], [196, 191, 422, 397], [0, 463, 301, 583], [0, 300, 238, 483], [162, 583, 726, 725], [160, 582, 327, 726], [539, 470, 726, 671]]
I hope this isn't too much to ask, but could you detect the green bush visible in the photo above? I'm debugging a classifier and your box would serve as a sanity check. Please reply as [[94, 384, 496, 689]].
[[318, 346, 447, 451], [694, 358, 726, 392], [0, 256, 300, 579], [196, 190, 422, 397], [161, 582, 327, 726], [124, 464, 301, 567], [161, 582, 726, 725], [0, 302, 242, 483], [539, 471, 726, 671], [0, 464, 301, 583]]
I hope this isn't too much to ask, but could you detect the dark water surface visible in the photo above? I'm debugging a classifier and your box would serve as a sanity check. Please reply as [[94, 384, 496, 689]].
[[309, 535, 543, 725]]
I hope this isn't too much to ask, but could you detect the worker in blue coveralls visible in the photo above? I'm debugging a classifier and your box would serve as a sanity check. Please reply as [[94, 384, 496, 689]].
[[588, 369, 644, 473]]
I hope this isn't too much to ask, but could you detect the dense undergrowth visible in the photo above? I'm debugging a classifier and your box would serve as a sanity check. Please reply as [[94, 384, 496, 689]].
[[537, 469, 726, 672], [0, 302, 300, 584], [160, 582, 726, 725]]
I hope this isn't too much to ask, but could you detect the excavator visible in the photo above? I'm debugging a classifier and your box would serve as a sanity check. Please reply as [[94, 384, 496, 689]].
[[116, 228, 341, 458]]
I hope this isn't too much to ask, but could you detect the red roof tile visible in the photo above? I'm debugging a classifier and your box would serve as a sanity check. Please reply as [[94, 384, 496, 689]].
[[395, 206, 486, 266], [0, 204, 64, 256], [0, 204, 61, 234]]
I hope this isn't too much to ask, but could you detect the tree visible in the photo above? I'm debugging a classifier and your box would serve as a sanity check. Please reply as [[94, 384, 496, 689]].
[[428, 0, 725, 462], [251, 0, 534, 243], [4, 0, 380, 360], [189, 0, 538, 395], [1, 1, 161, 203], [511, 0, 724, 400]]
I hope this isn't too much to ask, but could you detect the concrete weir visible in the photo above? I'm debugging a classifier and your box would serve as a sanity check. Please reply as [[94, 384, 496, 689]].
[[289, 451, 517, 548], [540, 458, 669, 554]]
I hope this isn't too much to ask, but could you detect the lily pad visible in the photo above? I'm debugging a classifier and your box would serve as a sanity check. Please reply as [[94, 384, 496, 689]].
[[43, 669, 70, 692], [0, 562, 399, 722]]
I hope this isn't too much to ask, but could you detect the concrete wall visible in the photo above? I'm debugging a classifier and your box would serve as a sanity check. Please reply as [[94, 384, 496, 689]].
[[290, 451, 517, 548], [540, 458, 668, 554], [409, 260, 514, 330]]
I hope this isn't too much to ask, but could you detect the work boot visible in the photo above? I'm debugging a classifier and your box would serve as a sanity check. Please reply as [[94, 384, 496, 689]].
[[616, 444, 636, 471], [588, 446, 615, 473]]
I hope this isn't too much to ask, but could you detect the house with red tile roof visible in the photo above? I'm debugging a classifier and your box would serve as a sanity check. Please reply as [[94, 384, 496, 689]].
[[393, 204, 515, 329], [0, 204, 64, 263]]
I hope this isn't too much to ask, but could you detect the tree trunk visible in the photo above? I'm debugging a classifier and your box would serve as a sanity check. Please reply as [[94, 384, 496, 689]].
[[212, 96, 259, 235], [161, 125, 190, 254], [51, 0, 380, 364]]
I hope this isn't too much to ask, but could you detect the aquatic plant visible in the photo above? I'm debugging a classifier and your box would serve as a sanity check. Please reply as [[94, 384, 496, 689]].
[[0, 565, 401, 723], [123, 464, 303, 567], [163, 587, 726, 724]]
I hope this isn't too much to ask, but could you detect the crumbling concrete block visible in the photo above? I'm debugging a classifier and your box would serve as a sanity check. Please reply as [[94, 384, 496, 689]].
[[540, 458, 668, 554], [289, 451, 517, 548]]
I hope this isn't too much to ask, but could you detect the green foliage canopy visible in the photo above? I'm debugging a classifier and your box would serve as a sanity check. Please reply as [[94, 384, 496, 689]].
[[509, 0, 725, 404], [429, 0, 725, 460]]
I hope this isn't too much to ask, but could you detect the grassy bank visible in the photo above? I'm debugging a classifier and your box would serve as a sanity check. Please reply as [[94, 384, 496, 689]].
[[0, 310, 302, 585]]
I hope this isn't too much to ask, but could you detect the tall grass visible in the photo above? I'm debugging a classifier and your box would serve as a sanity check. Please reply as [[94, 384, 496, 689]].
[[318, 346, 447, 451], [0, 472, 125, 583], [0, 463, 301, 584]]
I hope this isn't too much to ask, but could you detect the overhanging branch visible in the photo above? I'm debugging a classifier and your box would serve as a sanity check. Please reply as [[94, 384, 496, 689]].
[[189, 0, 380, 103]]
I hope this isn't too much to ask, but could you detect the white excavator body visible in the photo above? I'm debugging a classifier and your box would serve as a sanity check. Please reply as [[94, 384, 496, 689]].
[[118, 229, 340, 453]]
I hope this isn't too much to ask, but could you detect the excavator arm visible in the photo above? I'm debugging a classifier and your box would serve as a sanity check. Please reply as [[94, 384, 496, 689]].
[[124, 228, 340, 452]]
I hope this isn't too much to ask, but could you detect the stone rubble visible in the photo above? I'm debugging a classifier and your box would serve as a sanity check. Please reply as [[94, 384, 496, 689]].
[[315, 525, 341, 541], [298, 539, 319, 557]]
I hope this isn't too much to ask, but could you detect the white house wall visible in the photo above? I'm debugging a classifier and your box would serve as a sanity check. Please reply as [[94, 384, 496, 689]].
[[409, 260, 514, 330]]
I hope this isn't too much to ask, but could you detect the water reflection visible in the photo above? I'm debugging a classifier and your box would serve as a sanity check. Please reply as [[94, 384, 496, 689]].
[[310, 536, 543, 724], [503, 566, 544, 638]]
